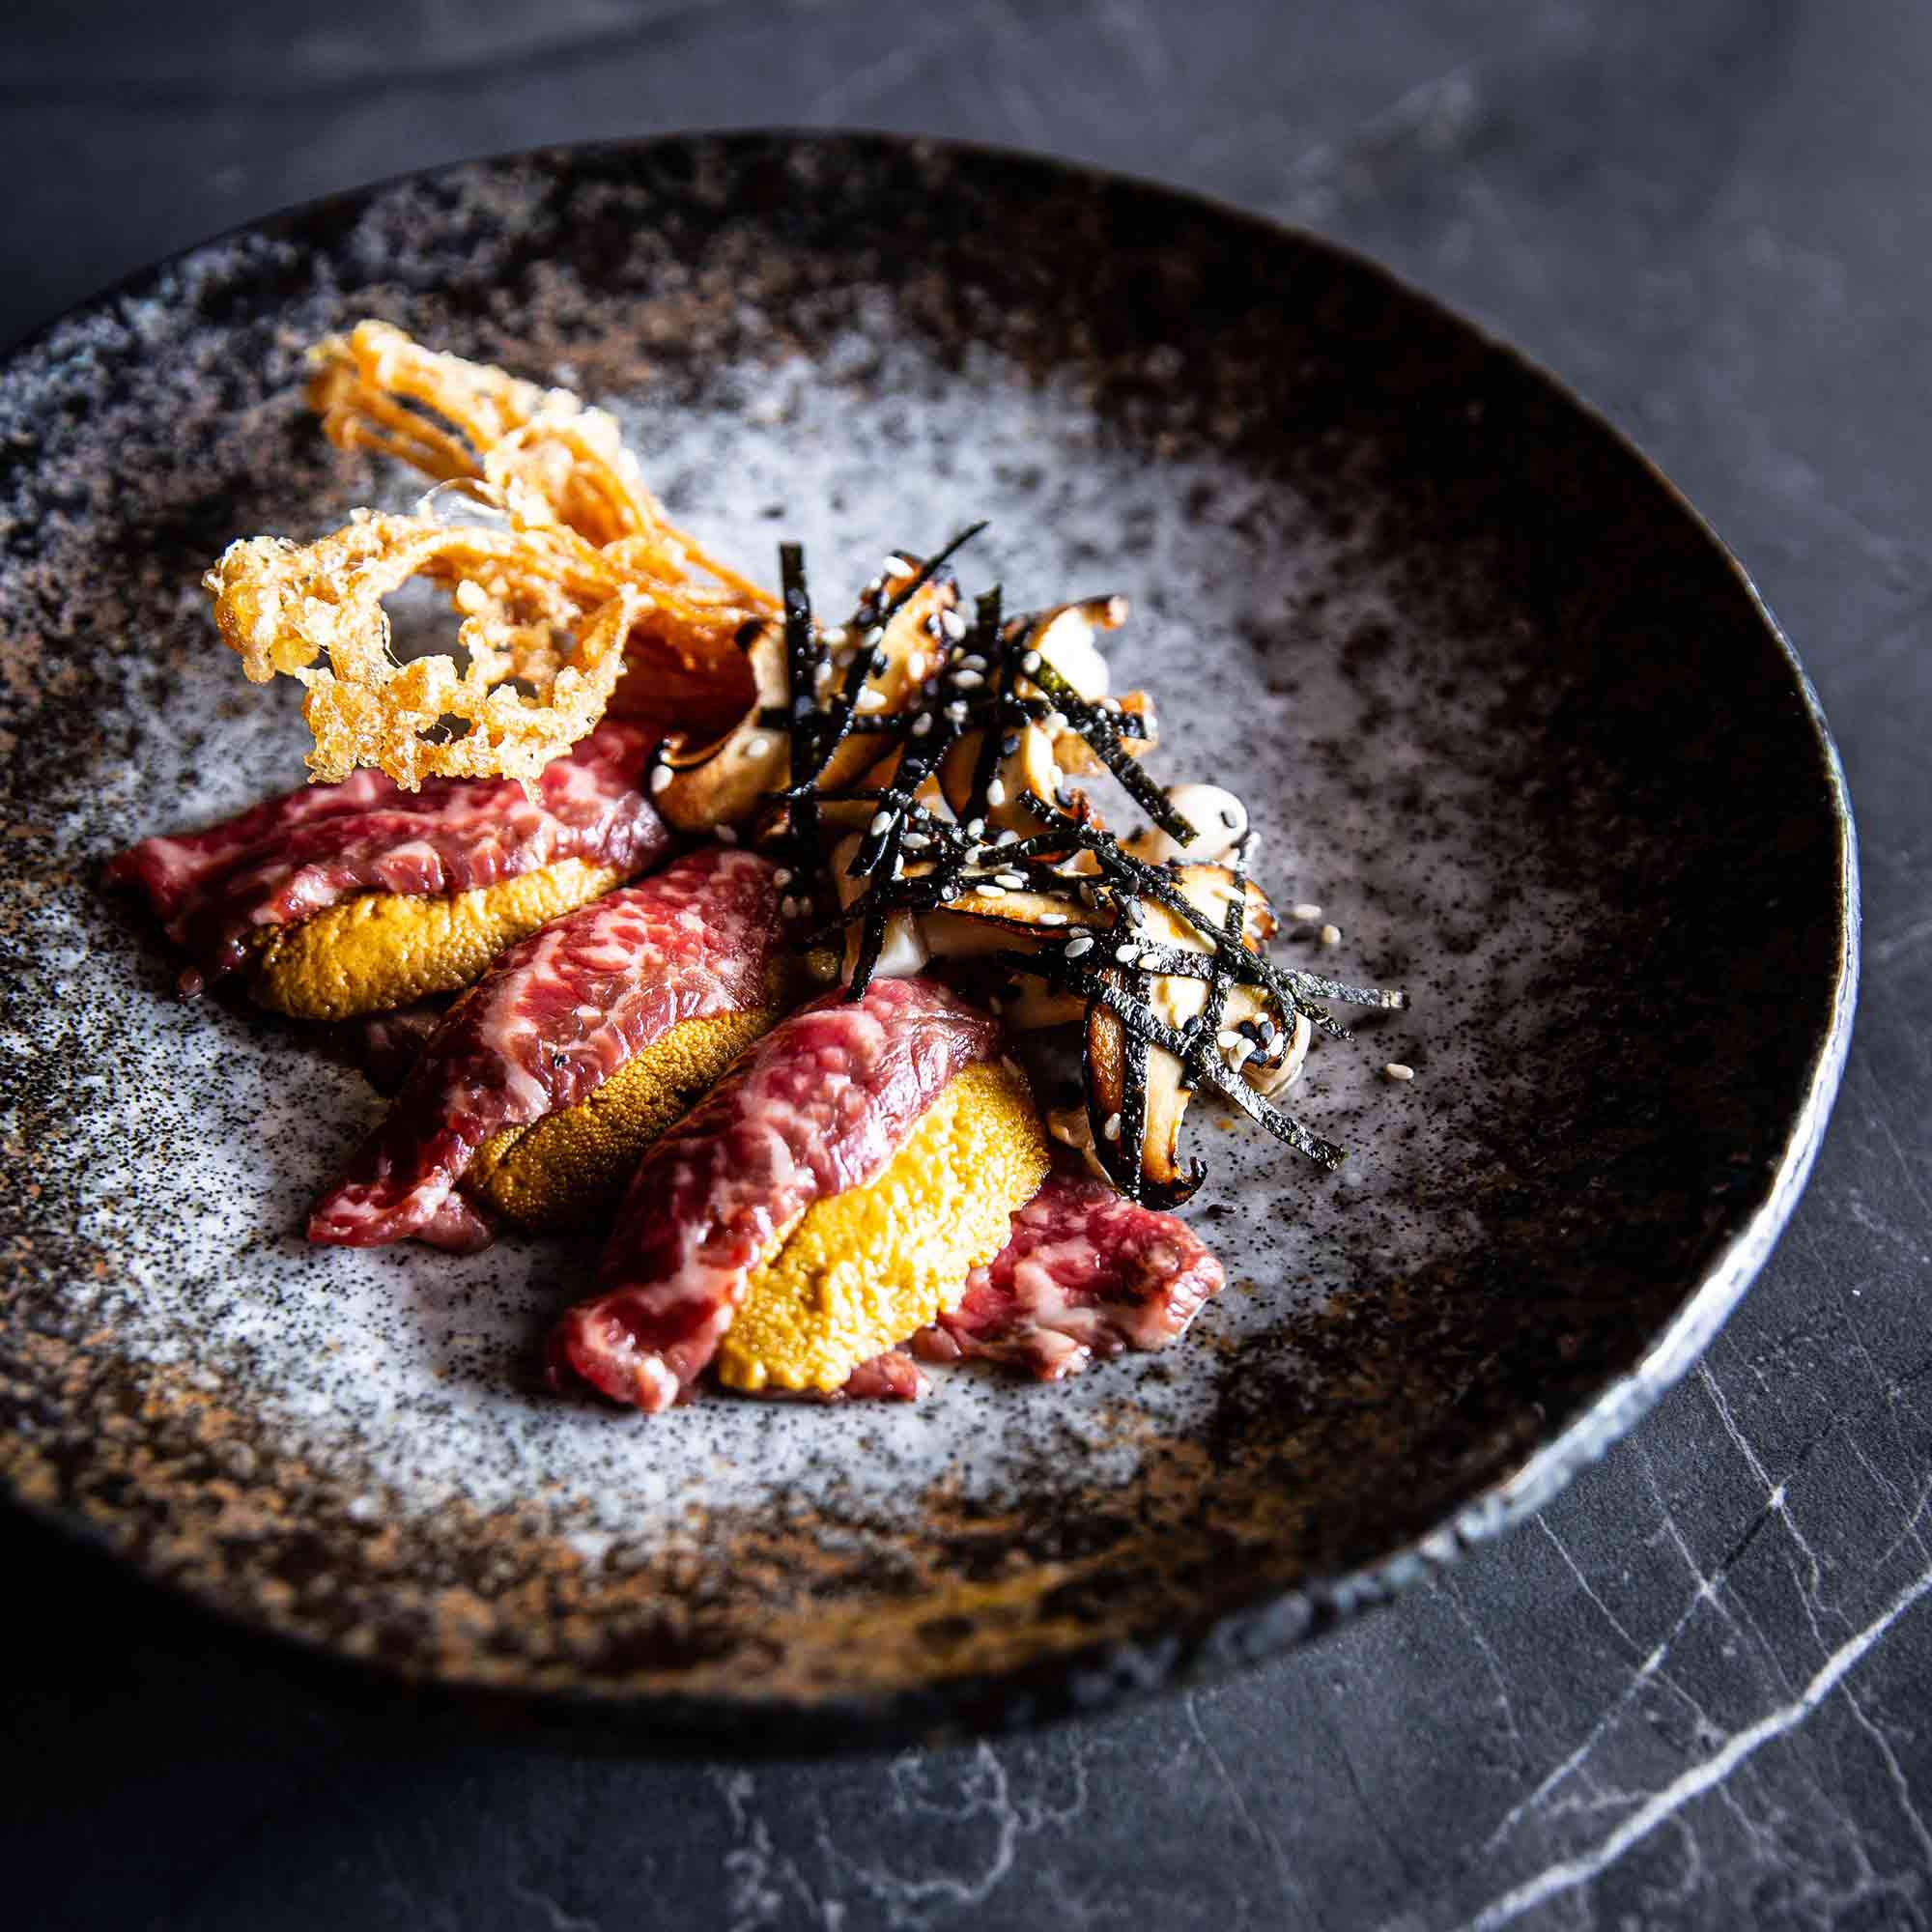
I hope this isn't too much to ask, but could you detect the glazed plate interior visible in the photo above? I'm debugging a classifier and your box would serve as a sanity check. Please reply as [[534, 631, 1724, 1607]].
[[0, 134, 1854, 1748]]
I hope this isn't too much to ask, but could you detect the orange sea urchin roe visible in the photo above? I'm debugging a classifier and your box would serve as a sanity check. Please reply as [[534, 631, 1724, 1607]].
[[248, 857, 629, 1020], [467, 1007, 780, 1229], [716, 1059, 1050, 1396]]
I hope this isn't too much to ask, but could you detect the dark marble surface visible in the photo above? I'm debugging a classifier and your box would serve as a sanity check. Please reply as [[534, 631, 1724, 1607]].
[[2, 2, 1927, 1926]]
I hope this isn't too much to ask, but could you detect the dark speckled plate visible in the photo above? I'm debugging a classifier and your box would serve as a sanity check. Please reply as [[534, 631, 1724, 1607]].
[[0, 133, 1855, 1751]]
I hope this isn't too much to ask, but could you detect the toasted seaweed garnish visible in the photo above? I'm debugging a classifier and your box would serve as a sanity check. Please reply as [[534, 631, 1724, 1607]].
[[753, 532, 1405, 1191]]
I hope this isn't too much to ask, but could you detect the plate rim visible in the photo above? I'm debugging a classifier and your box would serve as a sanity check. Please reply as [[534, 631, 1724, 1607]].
[[0, 127, 1861, 1750]]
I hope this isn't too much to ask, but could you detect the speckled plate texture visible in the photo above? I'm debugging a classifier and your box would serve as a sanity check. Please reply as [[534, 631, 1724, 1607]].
[[0, 133, 1856, 1752]]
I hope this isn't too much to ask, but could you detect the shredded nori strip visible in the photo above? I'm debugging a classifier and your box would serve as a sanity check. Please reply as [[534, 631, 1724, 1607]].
[[1016, 643, 1198, 846], [985, 949, 1348, 1171], [749, 532, 1402, 1177]]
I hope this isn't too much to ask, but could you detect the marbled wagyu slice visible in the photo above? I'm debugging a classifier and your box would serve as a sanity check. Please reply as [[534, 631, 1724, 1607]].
[[910, 1172, 1224, 1380], [549, 977, 1037, 1412], [307, 846, 783, 1252], [107, 720, 669, 1017]]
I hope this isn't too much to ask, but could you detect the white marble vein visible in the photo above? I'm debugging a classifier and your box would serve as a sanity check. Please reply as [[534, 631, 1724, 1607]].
[[1457, 1558, 1932, 1930]]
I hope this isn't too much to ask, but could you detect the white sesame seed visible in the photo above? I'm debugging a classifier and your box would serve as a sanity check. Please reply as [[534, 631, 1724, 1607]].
[[1038, 912, 1068, 925], [820, 626, 847, 647], [855, 688, 886, 713], [815, 660, 836, 686], [744, 734, 771, 759], [1020, 650, 1041, 673], [985, 778, 1008, 808], [939, 608, 968, 640], [910, 712, 933, 737], [960, 653, 988, 672], [996, 870, 1027, 890], [1292, 902, 1322, 922], [965, 818, 985, 838], [1217, 1030, 1240, 1051], [649, 764, 672, 794], [1227, 1037, 1257, 1068], [905, 652, 926, 679], [1103, 1113, 1122, 1142], [977, 882, 1008, 898], [883, 554, 912, 577], [1320, 923, 1342, 946], [1065, 935, 1094, 957], [869, 810, 894, 836], [995, 829, 1020, 846], [1043, 710, 1068, 736], [1383, 1062, 1416, 1082], [901, 833, 930, 851], [945, 700, 970, 724], [864, 626, 885, 648], [952, 668, 984, 691], [1115, 943, 1142, 965], [717, 825, 738, 845]]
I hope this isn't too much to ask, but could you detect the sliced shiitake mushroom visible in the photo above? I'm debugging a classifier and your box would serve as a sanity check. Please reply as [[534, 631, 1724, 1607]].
[[939, 720, 1065, 838], [1050, 688, 1157, 778], [1010, 594, 1158, 773], [826, 834, 931, 981], [1235, 1002, 1312, 1095], [938, 703, 1157, 837], [921, 878, 1095, 1027], [1083, 863, 1280, 1205], [654, 565, 956, 834], [1019, 595, 1127, 703], [652, 616, 792, 832], [1121, 782, 1250, 867]]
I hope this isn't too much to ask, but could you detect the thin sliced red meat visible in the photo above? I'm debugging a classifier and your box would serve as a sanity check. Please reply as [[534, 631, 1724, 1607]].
[[737, 1350, 929, 1404], [911, 1174, 1223, 1380], [336, 999, 453, 1096], [107, 721, 669, 995], [550, 978, 998, 1413], [308, 847, 781, 1251], [835, 1350, 928, 1402]]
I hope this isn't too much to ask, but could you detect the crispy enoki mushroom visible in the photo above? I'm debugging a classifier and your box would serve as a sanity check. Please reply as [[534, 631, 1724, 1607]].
[[206, 513, 653, 788], [308, 323, 767, 602], [210, 323, 776, 789]]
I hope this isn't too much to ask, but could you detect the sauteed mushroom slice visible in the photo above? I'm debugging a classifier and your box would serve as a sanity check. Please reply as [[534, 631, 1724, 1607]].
[[655, 561, 957, 833], [1081, 864, 1281, 1205], [651, 616, 793, 832]]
